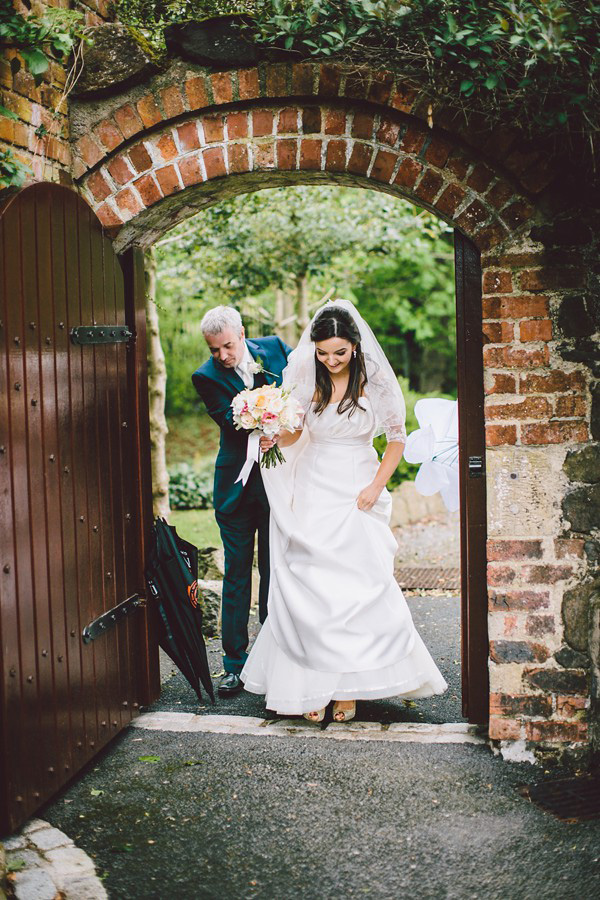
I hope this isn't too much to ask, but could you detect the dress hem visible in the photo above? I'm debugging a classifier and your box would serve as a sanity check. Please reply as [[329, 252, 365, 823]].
[[240, 670, 449, 716]]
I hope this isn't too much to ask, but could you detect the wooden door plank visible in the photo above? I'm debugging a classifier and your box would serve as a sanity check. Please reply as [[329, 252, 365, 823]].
[[34, 185, 70, 792], [50, 187, 86, 777], [104, 239, 131, 726], [63, 188, 98, 769], [75, 196, 102, 758], [121, 248, 160, 706], [0, 197, 28, 829], [454, 230, 489, 724], [17, 191, 50, 811], [86, 205, 114, 750]]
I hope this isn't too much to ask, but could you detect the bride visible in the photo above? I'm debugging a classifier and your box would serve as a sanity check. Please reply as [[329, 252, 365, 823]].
[[240, 299, 448, 722]]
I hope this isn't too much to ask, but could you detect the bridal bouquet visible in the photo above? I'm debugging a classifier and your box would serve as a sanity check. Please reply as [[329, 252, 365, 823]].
[[231, 385, 303, 468]]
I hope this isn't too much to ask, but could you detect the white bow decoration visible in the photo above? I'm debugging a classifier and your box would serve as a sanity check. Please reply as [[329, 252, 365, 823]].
[[403, 398, 459, 512], [235, 431, 261, 486]]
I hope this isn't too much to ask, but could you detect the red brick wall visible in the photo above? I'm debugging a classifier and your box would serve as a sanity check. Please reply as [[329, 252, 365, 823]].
[[1, 1, 113, 183]]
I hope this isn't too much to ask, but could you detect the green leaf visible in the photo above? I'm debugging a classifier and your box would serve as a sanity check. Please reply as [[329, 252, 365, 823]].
[[138, 755, 161, 763], [0, 105, 18, 120], [459, 79, 474, 93], [112, 843, 134, 853], [90, 788, 104, 797], [7, 858, 27, 873], [51, 33, 73, 56], [20, 47, 49, 77], [484, 75, 498, 89], [284, 35, 294, 49]]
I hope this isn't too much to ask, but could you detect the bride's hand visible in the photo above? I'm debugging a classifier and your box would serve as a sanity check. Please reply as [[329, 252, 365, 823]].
[[357, 482, 383, 511], [275, 427, 303, 448]]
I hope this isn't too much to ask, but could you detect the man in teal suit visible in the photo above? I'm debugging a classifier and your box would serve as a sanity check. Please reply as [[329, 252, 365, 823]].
[[192, 307, 292, 696]]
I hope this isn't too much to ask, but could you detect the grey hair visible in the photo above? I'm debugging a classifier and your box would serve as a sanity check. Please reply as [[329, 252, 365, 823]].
[[200, 305, 243, 336]]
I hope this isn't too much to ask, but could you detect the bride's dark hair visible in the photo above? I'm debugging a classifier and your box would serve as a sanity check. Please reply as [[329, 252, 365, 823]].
[[310, 306, 368, 417]]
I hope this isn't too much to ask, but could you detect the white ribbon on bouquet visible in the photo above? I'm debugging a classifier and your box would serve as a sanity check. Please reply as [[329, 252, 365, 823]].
[[235, 431, 262, 486]]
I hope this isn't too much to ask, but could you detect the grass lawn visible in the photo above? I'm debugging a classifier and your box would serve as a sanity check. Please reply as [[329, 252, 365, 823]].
[[170, 508, 223, 550], [167, 413, 223, 551], [166, 411, 219, 469]]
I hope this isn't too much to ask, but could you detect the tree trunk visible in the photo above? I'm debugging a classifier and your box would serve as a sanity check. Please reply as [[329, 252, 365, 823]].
[[275, 287, 297, 345], [296, 273, 309, 336], [145, 248, 171, 519], [275, 288, 285, 333]]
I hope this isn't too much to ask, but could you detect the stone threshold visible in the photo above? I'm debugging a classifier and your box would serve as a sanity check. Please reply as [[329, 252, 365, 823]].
[[132, 712, 487, 745], [1, 818, 107, 899]]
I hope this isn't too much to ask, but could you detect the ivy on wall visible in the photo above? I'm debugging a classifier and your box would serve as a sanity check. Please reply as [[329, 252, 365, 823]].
[[0, 4, 88, 187], [2, 1, 598, 188], [113, 0, 600, 176]]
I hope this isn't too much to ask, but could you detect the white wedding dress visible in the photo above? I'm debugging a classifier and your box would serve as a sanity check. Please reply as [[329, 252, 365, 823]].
[[241, 394, 448, 714]]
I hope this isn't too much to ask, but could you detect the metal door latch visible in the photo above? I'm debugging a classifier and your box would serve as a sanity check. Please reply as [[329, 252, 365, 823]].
[[70, 325, 133, 345], [468, 455, 485, 478], [82, 594, 145, 644]]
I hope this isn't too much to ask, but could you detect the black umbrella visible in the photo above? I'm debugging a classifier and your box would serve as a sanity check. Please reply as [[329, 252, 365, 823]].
[[146, 518, 215, 704]]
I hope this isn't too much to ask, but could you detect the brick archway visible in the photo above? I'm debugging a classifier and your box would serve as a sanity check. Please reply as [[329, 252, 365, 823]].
[[70, 61, 594, 764], [73, 64, 536, 255]]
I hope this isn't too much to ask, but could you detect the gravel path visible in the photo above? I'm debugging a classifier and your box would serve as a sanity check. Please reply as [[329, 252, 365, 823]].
[[393, 511, 461, 569]]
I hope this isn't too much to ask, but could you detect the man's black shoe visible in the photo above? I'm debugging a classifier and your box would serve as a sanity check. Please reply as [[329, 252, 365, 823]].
[[218, 672, 243, 696]]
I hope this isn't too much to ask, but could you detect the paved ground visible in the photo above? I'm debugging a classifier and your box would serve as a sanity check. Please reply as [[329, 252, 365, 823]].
[[39, 727, 600, 900], [33, 586, 600, 900], [13, 515, 600, 899], [153, 594, 464, 725]]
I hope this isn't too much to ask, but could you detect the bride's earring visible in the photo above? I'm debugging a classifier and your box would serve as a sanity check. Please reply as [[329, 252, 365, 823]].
[[353, 349, 357, 358]]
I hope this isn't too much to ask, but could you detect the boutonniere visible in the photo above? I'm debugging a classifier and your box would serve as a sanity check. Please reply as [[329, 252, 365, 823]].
[[248, 355, 279, 382]]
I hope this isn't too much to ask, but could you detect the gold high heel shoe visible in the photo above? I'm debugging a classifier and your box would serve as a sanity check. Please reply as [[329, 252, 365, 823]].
[[332, 701, 356, 723], [303, 708, 326, 723]]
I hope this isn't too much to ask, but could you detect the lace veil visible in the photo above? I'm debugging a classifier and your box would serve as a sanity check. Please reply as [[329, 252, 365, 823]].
[[283, 298, 407, 443]]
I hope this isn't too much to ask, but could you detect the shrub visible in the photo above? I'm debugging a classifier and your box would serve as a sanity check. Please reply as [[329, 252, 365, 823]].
[[168, 462, 214, 509]]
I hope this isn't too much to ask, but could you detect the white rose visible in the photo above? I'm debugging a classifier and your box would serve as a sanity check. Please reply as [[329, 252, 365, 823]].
[[247, 359, 263, 375], [266, 396, 284, 414]]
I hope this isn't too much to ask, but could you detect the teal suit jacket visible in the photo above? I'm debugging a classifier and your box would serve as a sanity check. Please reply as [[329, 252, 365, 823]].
[[192, 336, 292, 514]]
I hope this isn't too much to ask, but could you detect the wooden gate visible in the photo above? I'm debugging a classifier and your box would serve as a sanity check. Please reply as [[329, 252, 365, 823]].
[[0, 184, 159, 834], [454, 231, 489, 724]]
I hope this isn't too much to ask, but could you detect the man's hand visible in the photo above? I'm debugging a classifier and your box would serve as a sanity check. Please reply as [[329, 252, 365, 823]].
[[357, 482, 383, 511], [260, 435, 278, 452]]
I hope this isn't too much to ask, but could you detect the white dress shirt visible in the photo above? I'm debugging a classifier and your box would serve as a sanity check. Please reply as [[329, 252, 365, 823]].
[[235, 343, 255, 389]]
